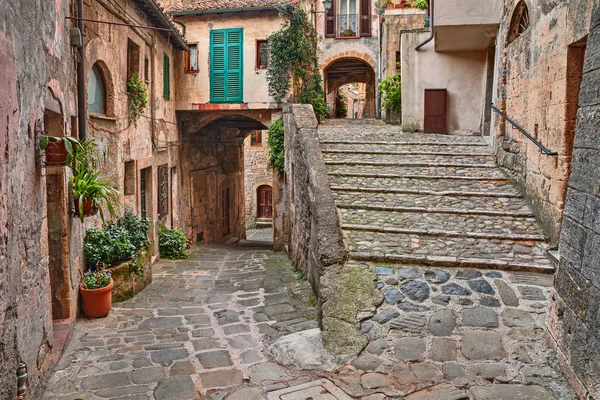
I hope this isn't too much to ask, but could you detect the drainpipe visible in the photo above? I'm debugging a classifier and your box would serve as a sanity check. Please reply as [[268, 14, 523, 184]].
[[377, 18, 383, 119], [77, 0, 86, 139], [415, 0, 434, 50], [172, 19, 186, 37]]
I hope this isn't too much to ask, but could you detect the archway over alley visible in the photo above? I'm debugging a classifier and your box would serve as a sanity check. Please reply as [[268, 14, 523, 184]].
[[324, 57, 376, 119]]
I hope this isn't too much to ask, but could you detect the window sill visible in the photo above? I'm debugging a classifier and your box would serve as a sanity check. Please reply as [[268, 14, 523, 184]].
[[185, 70, 199, 74], [251, 144, 263, 147], [335, 36, 361, 39], [89, 114, 117, 122]]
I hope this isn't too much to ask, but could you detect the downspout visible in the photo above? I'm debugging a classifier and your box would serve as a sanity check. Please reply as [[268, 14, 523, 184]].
[[77, 0, 86, 139], [172, 19, 186, 37], [150, 38, 156, 151], [377, 18, 383, 119], [415, 0, 434, 50]]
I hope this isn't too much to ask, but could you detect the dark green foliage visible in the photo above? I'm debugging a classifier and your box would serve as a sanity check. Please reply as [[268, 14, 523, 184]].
[[267, 6, 327, 120], [159, 226, 190, 259], [379, 73, 402, 111], [82, 270, 112, 290], [335, 89, 348, 118], [267, 118, 285, 176], [84, 211, 152, 269]]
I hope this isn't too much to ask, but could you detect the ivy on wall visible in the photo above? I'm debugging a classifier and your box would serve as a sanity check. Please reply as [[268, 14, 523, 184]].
[[267, 6, 327, 120], [267, 118, 285, 176]]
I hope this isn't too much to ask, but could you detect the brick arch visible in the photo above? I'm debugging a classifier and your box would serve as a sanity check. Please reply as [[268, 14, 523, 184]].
[[320, 52, 376, 70]]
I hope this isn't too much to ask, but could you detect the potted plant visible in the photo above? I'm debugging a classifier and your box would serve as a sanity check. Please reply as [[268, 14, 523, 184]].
[[71, 169, 119, 223], [40, 135, 81, 166], [80, 270, 113, 318], [411, 0, 429, 9]]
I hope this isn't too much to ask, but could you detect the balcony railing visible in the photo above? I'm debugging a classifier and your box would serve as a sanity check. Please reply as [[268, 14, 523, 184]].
[[337, 14, 359, 37]]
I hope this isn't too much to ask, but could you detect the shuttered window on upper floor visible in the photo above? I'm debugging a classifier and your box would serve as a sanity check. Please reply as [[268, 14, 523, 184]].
[[210, 28, 243, 103], [163, 53, 170, 100]]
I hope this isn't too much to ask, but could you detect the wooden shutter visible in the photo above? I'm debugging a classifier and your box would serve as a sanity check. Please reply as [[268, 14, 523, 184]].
[[360, 0, 371, 37], [163, 53, 170, 100], [210, 29, 243, 103], [226, 29, 243, 103], [210, 31, 226, 102], [325, 1, 336, 37]]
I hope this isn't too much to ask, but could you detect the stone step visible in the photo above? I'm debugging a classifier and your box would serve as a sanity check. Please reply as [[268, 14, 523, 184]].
[[338, 210, 545, 239], [321, 144, 490, 155], [331, 186, 522, 198], [331, 189, 529, 213], [344, 230, 554, 273], [326, 164, 506, 179], [322, 152, 495, 165], [320, 140, 489, 147], [338, 203, 533, 217], [327, 176, 520, 195]]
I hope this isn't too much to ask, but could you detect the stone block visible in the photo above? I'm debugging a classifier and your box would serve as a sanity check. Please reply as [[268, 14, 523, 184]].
[[443, 362, 466, 380], [81, 372, 131, 390], [502, 308, 536, 328], [470, 384, 555, 399], [199, 369, 243, 389], [131, 367, 165, 384], [361, 372, 393, 389], [461, 307, 499, 328], [196, 350, 232, 368], [469, 363, 507, 380], [404, 383, 468, 400], [460, 330, 505, 360], [495, 280, 519, 306], [430, 338, 457, 362], [394, 337, 425, 362], [154, 376, 198, 400], [428, 309, 456, 336]]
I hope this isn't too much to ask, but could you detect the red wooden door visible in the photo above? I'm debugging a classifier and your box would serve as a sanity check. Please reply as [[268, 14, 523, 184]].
[[424, 89, 448, 134], [257, 185, 272, 219]]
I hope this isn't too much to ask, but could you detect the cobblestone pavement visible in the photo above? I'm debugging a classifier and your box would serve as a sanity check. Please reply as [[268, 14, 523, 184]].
[[43, 242, 323, 400]]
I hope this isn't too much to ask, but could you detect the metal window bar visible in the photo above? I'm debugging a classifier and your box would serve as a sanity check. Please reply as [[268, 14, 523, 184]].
[[140, 170, 147, 218], [158, 165, 169, 220], [337, 14, 358, 37], [491, 104, 558, 156]]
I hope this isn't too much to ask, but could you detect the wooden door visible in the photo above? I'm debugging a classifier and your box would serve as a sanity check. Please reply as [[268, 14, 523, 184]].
[[257, 185, 272, 219], [221, 188, 230, 235], [424, 89, 448, 134]]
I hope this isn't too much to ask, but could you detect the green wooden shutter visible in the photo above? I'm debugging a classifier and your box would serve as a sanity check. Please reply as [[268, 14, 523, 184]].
[[163, 53, 170, 100], [210, 29, 243, 103]]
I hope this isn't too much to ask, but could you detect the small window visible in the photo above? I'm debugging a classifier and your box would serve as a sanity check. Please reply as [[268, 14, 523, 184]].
[[186, 44, 199, 73], [158, 164, 169, 220], [256, 40, 269, 69], [127, 39, 140, 79], [163, 53, 170, 100], [88, 64, 106, 115], [508, 1, 530, 44], [250, 130, 262, 146], [144, 58, 149, 82], [124, 160, 135, 196], [395, 51, 401, 69]]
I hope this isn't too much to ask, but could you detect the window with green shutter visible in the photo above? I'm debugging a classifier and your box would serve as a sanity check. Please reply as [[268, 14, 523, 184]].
[[210, 29, 243, 103], [163, 53, 170, 100]]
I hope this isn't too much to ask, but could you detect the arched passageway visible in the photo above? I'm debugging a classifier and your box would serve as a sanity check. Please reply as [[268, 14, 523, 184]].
[[178, 111, 274, 245], [324, 57, 376, 118]]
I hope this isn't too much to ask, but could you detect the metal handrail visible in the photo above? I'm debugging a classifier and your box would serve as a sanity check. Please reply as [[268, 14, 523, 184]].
[[491, 103, 558, 156]]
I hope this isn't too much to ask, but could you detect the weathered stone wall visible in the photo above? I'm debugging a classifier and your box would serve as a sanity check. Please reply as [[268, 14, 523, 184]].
[[243, 130, 273, 230], [0, 0, 79, 397], [547, 4, 600, 398], [492, 0, 597, 243], [281, 104, 382, 356], [382, 8, 426, 79]]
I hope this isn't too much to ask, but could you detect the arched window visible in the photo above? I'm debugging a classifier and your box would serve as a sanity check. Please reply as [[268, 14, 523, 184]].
[[88, 64, 106, 115], [507, 1, 530, 44]]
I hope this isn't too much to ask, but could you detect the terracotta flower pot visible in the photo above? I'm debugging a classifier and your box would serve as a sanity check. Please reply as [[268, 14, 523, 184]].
[[45, 140, 68, 166], [74, 198, 98, 217], [80, 279, 113, 318]]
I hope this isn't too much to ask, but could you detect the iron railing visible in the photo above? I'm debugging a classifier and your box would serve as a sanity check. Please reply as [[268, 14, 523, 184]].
[[337, 14, 358, 37], [491, 103, 558, 156]]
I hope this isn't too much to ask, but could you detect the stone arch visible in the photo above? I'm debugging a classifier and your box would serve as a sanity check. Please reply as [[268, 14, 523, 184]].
[[320, 52, 376, 70], [323, 57, 377, 118], [87, 59, 115, 117], [507, 0, 531, 45]]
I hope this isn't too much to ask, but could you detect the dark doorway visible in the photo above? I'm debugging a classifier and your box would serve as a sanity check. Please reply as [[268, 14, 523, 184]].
[[424, 89, 448, 134], [257, 185, 273, 219], [222, 187, 231, 235], [324, 58, 377, 118]]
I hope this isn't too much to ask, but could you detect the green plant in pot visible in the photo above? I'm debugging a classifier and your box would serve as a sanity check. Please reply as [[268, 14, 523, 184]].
[[71, 169, 120, 223], [411, 0, 429, 9], [80, 269, 113, 318], [40, 135, 82, 166]]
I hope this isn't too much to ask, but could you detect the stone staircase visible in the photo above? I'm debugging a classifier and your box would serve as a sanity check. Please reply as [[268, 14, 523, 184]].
[[318, 119, 553, 273]]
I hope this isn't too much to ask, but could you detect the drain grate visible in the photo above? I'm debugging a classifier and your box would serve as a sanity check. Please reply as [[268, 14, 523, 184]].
[[267, 379, 352, 400]]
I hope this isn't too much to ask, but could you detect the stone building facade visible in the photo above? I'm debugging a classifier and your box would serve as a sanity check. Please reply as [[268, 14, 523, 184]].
[[547, 4, 600, 398], [243, 130, 273, 230], [0, 0, 186, 397], [492, 0, 597, 243]]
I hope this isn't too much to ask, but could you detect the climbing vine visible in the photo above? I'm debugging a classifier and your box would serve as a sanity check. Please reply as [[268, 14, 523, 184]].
[[267, 118, 285, 176], [267, 6, 327, 120], [127, 73, 148, 127], [379, 73, 402, 111]]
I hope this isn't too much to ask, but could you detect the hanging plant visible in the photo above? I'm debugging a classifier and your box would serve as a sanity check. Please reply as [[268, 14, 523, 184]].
[[127, 73, 148, 127]]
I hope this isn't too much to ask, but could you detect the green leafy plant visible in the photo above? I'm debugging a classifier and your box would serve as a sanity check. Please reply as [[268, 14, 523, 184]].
[[379, 73, 402, 111], [40, 135, 80, 152], [411, 0, 429, 9], [335, 89, 348, 118], [159, 226, 190, 259], [71, 170, 120, 223], [127, 73, 148, 127], [267, 6, 327, 120], [82, 270, 112, 290], [267, 118, 285, 176], [84, 211, 151, 269]]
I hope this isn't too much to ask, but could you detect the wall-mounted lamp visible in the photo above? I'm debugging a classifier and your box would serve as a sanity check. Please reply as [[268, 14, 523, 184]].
[[312, 0, 333, 14]]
